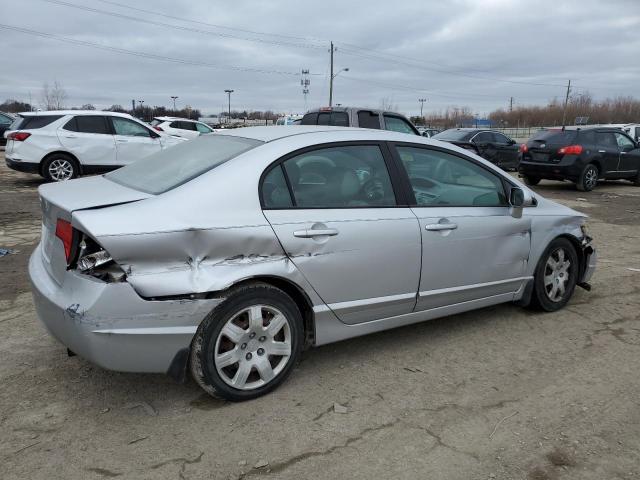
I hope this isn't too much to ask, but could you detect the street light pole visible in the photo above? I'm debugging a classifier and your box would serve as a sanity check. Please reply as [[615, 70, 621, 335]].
[[224, 89, 234, 124], [171, 96, 178, 112], [138, 100, 144, 120], [329, 67, 349, 107], [419, 98, 426, 119]]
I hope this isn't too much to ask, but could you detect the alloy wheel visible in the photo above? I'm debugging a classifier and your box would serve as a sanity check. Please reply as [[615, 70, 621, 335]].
[[48, 159, 74, 181], [584, 166, 598, 190], [544, 247, 572, 302], [214, 304, 292, 390]]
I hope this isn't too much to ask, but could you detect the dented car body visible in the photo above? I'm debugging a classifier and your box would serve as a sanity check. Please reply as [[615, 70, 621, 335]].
[[29, 126, 596, 399]]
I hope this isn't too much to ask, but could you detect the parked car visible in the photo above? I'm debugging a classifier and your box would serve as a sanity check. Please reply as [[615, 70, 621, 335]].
[[4, 110, 185, 181], [150, 117, 215, 139], [421, 128, 441, 138], [301, 106, 421, 135], [276, 115, 303, 125], [583, 123, 640, 143], [432, 128, 520, 170], [0, 111, 16, 146], [29, 126, 596, 400], [518, 127, 640, 191]]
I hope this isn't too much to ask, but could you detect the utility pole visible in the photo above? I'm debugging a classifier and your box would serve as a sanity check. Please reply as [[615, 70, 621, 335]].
[[131, 99, 135, 114], [224, 89, 234, 124], [138, 100, 145, 120], [301, 69, 310, 112], [171, 96, 178, 112], [509, 97, 513, 112], [561, 79, 571, 128], [419, 98, 427, 118], [329, 42, 335, 107]]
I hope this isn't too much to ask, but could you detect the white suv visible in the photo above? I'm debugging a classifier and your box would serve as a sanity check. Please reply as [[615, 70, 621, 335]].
[[4, 111, 185, 181], [151, 117, 214, 139]]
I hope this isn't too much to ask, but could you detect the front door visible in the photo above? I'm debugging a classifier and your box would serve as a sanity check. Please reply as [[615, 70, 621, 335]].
[[261, 143, 421, 325], [110, 116, 162, 165], [595, 131, 620, 176], [493, 132, 519, 169], [391, 144, 532, 310], [614, 132, 640, 174]]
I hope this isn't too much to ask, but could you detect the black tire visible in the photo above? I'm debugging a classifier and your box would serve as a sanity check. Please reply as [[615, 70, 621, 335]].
[[522, 175, 541, 186], [576, 163, 598, 192], [632, 170, 640, 186], [190, 282, 303, 401], [530, 238, 579, 312], [42, 153, 79, 182]]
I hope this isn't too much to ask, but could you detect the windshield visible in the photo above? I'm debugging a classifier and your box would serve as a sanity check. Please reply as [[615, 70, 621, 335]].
[[106, 134, 263, 194], [432, 129, 473, 141]]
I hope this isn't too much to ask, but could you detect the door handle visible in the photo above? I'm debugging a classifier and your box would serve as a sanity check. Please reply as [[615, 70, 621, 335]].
[[117, 139, 128, 143], [293, 228, 339, 238], [63, 135, 77, 139], [621, 151, 627, 155], [425, 223, 458, 231], [598, 150, 606, 153]]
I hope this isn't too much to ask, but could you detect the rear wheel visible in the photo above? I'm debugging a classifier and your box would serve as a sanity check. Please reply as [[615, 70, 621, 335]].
[[576, 163, 598, 191], [632, 170, 640, 186], [522, 175, 541, 186], [42, 154, 79, 182], [190, 282, 303, 401], [531, 238, 579, 312]]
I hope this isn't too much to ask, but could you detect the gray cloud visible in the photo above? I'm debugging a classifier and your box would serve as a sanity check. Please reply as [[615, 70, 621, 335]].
[[2, 0, 639, 117]]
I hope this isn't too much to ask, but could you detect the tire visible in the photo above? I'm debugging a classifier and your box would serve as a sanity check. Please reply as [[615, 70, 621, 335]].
[[190, 282, 303, 401], [522, 175, 541, 186], [576, 163, 598, 192], [42, 154, 79, 182], [530, 238, 579, 312], [632, 170, 640, 186]]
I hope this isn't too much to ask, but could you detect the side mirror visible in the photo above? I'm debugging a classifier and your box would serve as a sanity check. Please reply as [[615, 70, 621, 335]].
[[509, 139, 516, 145], [510, 187, 525, 207]]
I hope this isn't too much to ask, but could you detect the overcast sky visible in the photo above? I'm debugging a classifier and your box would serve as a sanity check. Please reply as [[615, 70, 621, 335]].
[[1, 0, 639, 117]]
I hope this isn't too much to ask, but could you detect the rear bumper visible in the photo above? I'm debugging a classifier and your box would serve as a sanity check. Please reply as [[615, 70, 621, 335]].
[[518, 159, 583, 181], [5, 157, 40, 174], [29, 244, 221, 373]]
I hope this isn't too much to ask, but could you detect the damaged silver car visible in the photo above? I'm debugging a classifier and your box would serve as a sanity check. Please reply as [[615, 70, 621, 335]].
[[29, 126, 597, 401]]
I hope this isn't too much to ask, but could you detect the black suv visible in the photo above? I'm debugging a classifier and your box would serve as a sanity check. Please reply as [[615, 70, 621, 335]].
[[518, 127, 640, 191], [431, 128, 519, 170], [301, 107, 420, 135]]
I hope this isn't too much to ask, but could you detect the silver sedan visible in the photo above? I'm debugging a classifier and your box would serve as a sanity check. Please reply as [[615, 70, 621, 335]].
[[29, 126, 597, 400]]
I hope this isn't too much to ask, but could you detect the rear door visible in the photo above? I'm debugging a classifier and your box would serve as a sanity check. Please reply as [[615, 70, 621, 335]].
[[472, 131, 500, 165], [261, 142, 421, 325], [391, 144, 531, 310], [110, 117, 162, 165], [492, 132, 519, 169], [595, 131, 620, 175], [58, 115, 116, 166]]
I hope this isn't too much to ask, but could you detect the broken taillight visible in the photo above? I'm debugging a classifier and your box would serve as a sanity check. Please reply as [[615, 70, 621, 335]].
[[55, 219, 74, 263], [8, 132, 31, 142], [558, 145, 583, 155]]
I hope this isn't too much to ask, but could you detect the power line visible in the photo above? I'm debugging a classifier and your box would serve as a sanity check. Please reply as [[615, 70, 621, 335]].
[[0, 23, 319, 76], [38, 0, 326, 50]]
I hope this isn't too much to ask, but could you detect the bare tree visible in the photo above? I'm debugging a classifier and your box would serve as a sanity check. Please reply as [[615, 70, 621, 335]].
[[40, 81, 67, 110], [379, 97, 398, 111]]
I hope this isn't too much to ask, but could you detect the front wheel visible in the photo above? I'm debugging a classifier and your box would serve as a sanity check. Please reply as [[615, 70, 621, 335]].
[[531, 238, 579, 312], [190, 282, 303, 401], [576, 164, 598, 191]]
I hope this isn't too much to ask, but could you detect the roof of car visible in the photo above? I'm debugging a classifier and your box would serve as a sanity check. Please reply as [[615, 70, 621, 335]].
[[17, 110, 134, 118], [154, 116, 199, 122], [304, 106, 410, 116]]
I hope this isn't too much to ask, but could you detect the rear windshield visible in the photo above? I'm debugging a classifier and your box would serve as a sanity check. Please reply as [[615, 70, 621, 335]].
[[529, 129, 577, 144], [432, 129, 473, 141], [106, 135, 263, 194], [11, 115, 62, 130]]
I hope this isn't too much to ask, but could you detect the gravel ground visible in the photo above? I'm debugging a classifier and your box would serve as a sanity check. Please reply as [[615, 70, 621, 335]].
[[1, 151, 639, 480]]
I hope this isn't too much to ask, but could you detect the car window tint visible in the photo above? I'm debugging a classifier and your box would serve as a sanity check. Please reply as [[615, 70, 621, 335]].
[[614, 132, 635, 149], [357, 111, 380, 129], [493, 133, 511, 144], [66, 115, 110, 134], [301, 113, 318, 125], [17, 115, 62, 130], [112, 117, 152, 137], [317, 112, 330, 125], [578, 130, 596, 144], [262, 165, 293, 208], [473, 132, 493, 143], [396, 146, 507, 207], [596, 132, 617, 148], [280, 145, 396, 208], [331, 112, 349, 127], [196, 122, 212, 133], [383, 115, 415, 134]]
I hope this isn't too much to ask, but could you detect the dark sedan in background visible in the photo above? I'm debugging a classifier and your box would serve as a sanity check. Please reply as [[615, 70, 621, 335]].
[[432, 128, 520, 170], [0, 111, 16, 146]]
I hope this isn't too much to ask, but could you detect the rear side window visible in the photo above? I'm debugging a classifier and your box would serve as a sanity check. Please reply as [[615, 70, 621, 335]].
[[262, 165, 293, 208], [358, 111, 380, 129], [529, 130, 577, 144], [64, 116, 110, 134], [107, 135, 263, 194], [383, 115, 416, 135], [596, 132, 617, 148], [14, 115, 62, 130], [577, 130, 596, 145], [473, 132, 493, 143]]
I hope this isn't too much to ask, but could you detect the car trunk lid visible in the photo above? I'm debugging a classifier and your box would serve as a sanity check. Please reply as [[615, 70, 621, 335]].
[[525, 130, 578, 162], [38, 175, 152, 284]]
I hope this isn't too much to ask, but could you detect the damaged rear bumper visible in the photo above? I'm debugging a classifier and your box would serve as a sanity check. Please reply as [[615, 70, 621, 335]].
[[29, 244, 221, 373]]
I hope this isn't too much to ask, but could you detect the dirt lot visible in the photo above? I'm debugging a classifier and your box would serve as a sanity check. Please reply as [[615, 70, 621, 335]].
[[1, 151, 639, 480]]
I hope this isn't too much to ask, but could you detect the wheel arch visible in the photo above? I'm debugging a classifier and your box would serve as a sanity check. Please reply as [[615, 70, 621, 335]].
[[40, 150, 81, 176]]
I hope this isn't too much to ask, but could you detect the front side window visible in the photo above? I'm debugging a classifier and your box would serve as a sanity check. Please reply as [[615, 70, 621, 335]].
[[614, 132, 635, 150], [493, 133, 512, 144], [473, 132, 493, 144], [396, 146, 507, 207], [196, 123, 213, 133], [263, 145, 397, 208], [112, 117, 152, 137], [383, 115, 416, 134], [65, 115, 110, 134]]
